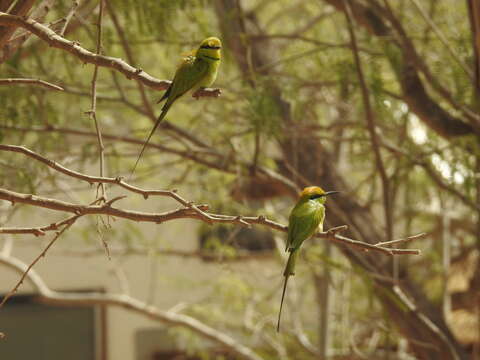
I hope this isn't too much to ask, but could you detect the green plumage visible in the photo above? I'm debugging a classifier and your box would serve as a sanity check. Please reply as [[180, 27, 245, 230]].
[[286, 199, 325, 254], [277, 186, 336, 332], [130, 37, 221, 177]]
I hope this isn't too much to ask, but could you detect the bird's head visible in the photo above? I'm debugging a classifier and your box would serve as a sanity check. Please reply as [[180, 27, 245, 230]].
[[299, 186, 339, 204], [197, 37, 222, 62]]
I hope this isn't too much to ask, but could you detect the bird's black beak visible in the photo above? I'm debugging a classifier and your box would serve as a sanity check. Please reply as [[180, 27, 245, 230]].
[[324, 191, 340, 196]]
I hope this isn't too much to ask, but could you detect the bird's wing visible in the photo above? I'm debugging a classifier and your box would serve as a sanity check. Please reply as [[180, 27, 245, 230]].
[[286, 202, 324, 251], [157, 56, 208, 106], [156, 84, 172, 104], [165, 57, 209, 105]]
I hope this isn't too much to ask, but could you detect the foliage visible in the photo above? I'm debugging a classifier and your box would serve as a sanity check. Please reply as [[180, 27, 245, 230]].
[[0, 0, 479, 359]]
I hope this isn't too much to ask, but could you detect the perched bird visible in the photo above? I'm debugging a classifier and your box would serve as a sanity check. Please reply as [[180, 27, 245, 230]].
[[277, 186, 339, 332], [130, 37, 222, 176]]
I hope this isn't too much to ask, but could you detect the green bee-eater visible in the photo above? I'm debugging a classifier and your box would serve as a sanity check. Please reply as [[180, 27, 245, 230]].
[[277, 186, 339, 332], [130, 37, 222, 176]]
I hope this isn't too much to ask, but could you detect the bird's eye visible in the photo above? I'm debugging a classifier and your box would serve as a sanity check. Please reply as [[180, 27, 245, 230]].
[[310, 194, 324, 200]]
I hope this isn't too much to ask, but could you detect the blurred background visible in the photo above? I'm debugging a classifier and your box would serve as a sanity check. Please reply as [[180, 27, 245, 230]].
[[0, 0, 479, 359]]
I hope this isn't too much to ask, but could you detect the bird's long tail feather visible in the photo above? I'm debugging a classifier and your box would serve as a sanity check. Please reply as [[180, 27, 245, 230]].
[[277, 249, 298, 332], [277, 274, 289, 332], [129, 103, 172, 179]]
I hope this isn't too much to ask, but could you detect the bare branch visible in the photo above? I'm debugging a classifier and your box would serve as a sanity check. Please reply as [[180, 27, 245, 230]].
[[59, 0, 82, 36], [86, 0, 106, 200], [375, 232, 427, 247], [0, 78, 64, 90], [0, 187, 206, 223]]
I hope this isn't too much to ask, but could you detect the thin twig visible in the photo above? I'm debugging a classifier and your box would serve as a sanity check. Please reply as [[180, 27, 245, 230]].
[[86, 0, 107, 200], [343, 0, 393, 241], [59, 0, 82, 36], [0, 125, 235, 174], [0, 78, 64, 90], [379, 138, 480, 211], [106, 0, 156, 120], [375, 232, 427, 247], [409, 0, 473, 81]]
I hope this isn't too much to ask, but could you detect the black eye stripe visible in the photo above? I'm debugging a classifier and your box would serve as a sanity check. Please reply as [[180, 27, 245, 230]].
[[200, 45, 221, 50], [309, 194, 324, 200], [202, 55, 220, 61]]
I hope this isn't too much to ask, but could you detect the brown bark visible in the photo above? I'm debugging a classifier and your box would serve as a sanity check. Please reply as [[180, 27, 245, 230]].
[[0, 0, 36, 51]]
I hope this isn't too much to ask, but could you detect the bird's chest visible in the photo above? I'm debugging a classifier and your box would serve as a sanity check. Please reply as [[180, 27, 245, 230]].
[[299, 201, 324, 217], [198, 61, 220, 88]]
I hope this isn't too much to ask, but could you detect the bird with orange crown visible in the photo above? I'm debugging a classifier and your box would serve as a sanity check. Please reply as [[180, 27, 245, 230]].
[[277, 186, 339, 332]]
